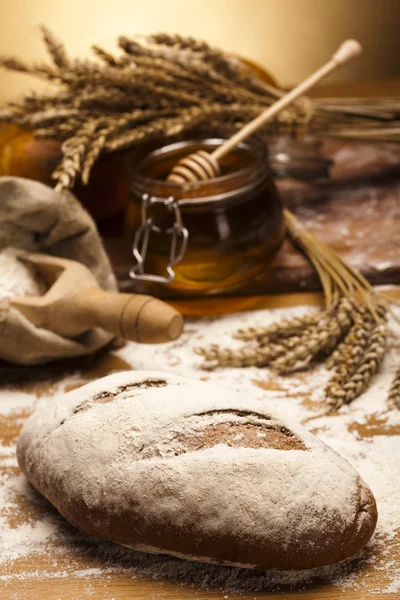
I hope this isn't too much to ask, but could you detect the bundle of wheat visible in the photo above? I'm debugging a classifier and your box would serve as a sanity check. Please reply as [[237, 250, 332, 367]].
[[1, 28, 399, 189], [195, 211, 392, 411]]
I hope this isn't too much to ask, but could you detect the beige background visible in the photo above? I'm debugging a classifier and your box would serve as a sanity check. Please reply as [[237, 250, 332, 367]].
[[0, 0, 399, 103]]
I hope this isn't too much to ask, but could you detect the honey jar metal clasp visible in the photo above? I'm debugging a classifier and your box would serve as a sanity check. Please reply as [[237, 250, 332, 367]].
[[130, 193, 189, 283]]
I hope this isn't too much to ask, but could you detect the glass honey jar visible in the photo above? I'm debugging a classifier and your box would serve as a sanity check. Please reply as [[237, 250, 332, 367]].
[[125, 136, 285, 298]]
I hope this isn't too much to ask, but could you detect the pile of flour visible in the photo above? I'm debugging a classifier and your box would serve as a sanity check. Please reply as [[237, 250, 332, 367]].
[[0, 247, 45, 301], [0, 302, 399, 596]]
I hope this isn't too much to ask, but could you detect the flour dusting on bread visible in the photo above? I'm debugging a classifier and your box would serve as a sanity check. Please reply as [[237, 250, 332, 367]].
[[17, 371, 377, 571]]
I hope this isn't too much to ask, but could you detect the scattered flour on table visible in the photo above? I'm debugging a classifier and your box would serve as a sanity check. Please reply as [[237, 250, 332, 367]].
[[0, 247, 45, 301], [0, 303, 399, 596]]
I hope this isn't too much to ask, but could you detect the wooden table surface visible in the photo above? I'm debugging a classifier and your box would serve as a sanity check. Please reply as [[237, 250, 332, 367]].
[[2, 289, 399, 600]]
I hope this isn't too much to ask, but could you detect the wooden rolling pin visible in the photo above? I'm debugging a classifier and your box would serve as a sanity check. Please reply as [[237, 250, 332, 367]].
[[10, 253, 183, 343]]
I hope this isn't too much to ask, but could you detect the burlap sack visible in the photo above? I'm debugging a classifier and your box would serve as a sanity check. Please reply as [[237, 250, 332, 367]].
[[0, 177, 118, 365]]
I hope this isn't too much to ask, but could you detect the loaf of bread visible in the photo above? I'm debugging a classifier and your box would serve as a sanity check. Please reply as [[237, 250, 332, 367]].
[[17, 371, 377, 570]]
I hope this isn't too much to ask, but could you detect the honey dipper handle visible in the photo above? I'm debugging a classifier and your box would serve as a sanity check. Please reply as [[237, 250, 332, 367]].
[[212, 39, 362, 163]]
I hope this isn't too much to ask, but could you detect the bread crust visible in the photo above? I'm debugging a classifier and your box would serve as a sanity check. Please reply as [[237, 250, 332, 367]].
[[17, 371, 377, 570]]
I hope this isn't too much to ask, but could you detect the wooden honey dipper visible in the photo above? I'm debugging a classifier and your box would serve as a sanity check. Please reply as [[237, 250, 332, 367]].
[[167, 40, 362, 185], [10, 253, 183, 344]]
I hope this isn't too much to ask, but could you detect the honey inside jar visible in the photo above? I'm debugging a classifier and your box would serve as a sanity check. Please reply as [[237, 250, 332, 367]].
[[125, 136, 285, 298]]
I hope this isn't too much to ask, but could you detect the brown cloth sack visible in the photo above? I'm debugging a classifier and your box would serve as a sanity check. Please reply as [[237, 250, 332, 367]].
[[0, 177, 118, 365]]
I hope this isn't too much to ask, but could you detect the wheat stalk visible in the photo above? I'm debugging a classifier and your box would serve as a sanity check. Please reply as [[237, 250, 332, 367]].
[[326, 311, 373, 371], [194, 343, 288, 370], [271, 299, 353, 374], [387, 365, 400, 410], [40, 25, 69, 69], [91, 45, 120, 67], [233, 312, 322, 343], [326, 322, 387, 410], [53, 120, 100, 190]]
